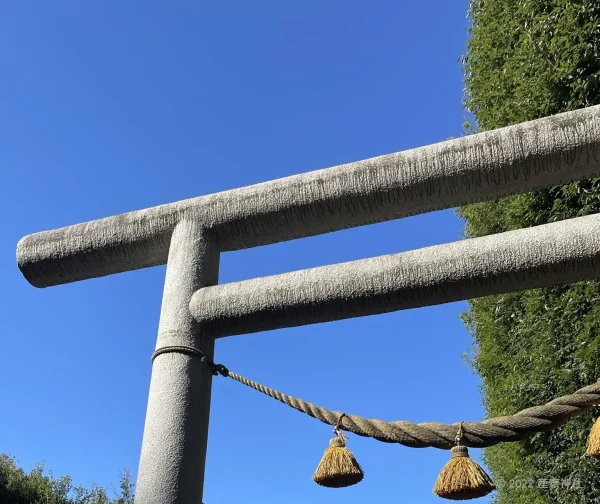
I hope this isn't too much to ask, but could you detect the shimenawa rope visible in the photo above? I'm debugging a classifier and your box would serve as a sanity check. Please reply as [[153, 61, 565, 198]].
[[151, 345, 600, 450]]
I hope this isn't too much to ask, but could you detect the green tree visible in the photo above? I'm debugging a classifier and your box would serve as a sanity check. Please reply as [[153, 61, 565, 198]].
[[0, 454, 134, 504], [460, 1, 600, 503]]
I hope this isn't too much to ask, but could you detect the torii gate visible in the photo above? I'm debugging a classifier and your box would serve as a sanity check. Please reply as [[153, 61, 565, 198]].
[[17, 105, 600, 503]]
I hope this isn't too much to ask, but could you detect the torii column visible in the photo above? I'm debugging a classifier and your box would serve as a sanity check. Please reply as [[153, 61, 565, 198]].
[[136, 222, 219, 502], [16, 106, 600, 504]]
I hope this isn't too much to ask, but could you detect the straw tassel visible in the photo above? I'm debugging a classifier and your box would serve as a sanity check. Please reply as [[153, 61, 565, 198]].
[[585, 416, 600, 459], [433, 422, 495, 500], [312, 413, 364, 488]]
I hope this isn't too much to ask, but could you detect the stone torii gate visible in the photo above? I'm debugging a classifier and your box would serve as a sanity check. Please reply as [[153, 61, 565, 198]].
[[17, 105, 600, 503]]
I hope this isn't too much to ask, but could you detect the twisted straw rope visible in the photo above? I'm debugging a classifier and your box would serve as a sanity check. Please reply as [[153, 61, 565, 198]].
[[227, 372, 600, 450], [151, 346, 600, 450]]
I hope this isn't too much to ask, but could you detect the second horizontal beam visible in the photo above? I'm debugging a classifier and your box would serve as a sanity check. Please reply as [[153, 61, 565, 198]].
[[190, 213, 600, 337]]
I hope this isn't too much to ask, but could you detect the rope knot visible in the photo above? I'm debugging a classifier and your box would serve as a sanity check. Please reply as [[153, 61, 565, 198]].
[[213, 363, 229, 377]]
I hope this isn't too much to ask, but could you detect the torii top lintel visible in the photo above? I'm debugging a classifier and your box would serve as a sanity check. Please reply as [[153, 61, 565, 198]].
[[17, 105, 600, 289]]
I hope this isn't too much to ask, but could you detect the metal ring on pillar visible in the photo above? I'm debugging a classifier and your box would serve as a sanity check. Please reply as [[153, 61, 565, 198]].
[[151, 345, 229, 377], [151, 345, 210, 364]]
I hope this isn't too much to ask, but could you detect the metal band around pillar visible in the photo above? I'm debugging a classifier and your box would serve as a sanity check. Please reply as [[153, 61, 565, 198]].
[[151, 345, 229, 377]]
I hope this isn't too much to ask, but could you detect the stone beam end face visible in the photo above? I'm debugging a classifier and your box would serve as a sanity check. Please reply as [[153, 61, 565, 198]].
[[16, 213, 174, 288], [17, 236, 43, 288]]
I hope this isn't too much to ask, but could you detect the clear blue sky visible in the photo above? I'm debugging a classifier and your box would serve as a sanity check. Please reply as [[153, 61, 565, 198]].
[[1, 2, 494, 503]]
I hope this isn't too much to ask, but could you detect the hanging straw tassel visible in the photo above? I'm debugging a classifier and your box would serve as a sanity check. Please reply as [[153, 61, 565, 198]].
[[585, 416, 600, 459], [433, 422, 495, 500], [312, 413, 364, 488]]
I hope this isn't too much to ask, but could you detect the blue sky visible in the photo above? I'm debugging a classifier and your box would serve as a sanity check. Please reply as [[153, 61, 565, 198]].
[[1, 2, 494, 503]]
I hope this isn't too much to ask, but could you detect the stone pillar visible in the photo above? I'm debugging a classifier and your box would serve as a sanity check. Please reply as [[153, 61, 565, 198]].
[[135, 220, 220, 504]]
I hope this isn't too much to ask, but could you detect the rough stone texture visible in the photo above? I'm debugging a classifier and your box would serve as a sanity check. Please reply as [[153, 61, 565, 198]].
[[17, 105, 600, 288], [190, 213, 600, 338], [135, 221, 219, 504]]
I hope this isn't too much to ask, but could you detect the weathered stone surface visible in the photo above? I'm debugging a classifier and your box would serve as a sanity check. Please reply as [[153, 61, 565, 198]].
[[189, 214, 600, 338], [17, 105, 600, 288], [135, 221, 219, 504]]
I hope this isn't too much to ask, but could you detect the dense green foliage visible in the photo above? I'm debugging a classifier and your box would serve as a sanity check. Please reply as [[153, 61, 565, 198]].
[[460, 1, 600, 503], [0, 454, 134, 504]]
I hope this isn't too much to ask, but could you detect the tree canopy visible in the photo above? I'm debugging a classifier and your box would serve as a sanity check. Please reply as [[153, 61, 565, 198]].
[[460, 1, 600, 503], [0, 454, 134, 504]]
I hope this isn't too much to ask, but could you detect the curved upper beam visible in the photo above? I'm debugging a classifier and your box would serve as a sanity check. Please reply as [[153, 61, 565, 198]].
[[189, 213, 600, 338], [18, 106, 600, 288]]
